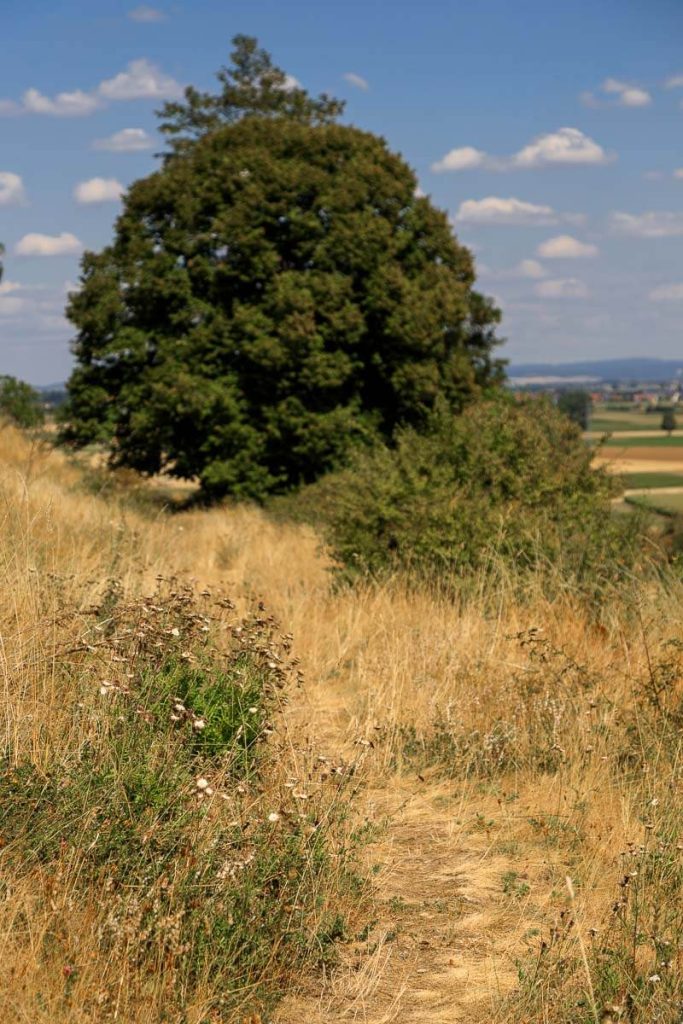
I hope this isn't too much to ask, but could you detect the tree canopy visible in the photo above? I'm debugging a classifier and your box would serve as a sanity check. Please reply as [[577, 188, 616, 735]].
[[62, 38, 503, 500], [557, 389, 592, 431], [158, 35, 345, 153], [0, 376, 45, 429]]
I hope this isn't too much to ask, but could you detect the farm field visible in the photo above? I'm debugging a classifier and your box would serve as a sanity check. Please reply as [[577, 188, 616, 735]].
[[600, 434, 683, 448], [589, 412, 671, 432], [626, 491, 683, 514], [622, 471, 683, 489], [589, 405, 683, 492]]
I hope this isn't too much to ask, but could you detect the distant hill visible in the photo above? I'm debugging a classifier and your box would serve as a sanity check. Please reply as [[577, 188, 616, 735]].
[[508, 358, 683, 383]]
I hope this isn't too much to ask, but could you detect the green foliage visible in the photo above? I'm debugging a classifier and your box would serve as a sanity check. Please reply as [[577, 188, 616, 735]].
[[61, 40, 503, 500], [557, 389, 592, 430], [0, 375, 45, 428], [661, 408, 677, 434], [293, 396, 642, 593], [158, 34, 345, 152]]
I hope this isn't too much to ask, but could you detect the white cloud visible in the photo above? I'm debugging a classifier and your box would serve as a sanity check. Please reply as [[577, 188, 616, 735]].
[[513, 127, 610, 168], [516, 259, 546, 279], [611, 211, 683, 238], [0, 295, 27, 316], [0, 280, 22, 294], [674, 168, 683, 180], [649, 283, 683, 301], [665, 73, 683, 88], [98, 59, 182, 101], [535, 278, 589, 299], [74, 177, 125, 204], [276, 74, 301, 92], [15, 232, 83, 257], [454, 196, 557, 226], [128, 5, 165, 21], [343, 72, 369, 91], [537, 234, 598, 258], [93, 127, 153, 152], [435, 127, 611, 173], [431, 146, 487, 173], [0, 60, 181, 118], [22, 87, 100, 117], [0, 172, 27, 206], [602, 78, 651, 107]]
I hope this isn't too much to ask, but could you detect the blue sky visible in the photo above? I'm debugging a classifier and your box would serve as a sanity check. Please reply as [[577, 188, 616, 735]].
[[1, 0, 683, 383]]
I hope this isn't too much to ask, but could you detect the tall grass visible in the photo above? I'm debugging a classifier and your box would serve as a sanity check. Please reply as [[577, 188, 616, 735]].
[[0, 424, 681, 1022]]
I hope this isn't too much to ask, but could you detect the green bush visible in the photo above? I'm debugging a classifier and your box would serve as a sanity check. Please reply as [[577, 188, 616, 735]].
[[289, 396, 648, 595], [0, 375, 45, 428]]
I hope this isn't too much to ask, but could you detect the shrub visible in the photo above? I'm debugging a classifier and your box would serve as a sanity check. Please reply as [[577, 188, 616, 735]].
[[291, 396, 647, 596], [0, 374, 45, 428]]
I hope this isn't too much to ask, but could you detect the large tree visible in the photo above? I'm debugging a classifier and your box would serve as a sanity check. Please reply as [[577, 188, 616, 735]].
[[62, 38, 503, 499]]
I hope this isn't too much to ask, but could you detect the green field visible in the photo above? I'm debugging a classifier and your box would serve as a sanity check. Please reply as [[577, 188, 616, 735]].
[[623, 472, 683, 489], [601, 434, 683, 448], [590, 413, 666, 432], [626, 492, 683, 515]]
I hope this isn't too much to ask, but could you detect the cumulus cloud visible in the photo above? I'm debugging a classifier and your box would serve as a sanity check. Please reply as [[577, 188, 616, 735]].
[[583, 78, 651, 108], [454, 196, 558, 226], [611, 211, 683, 238], [98, 59, 182, 101], [0, 172, 27, 206], [15, 232, 82, 257], [665, 73, 683, 88], [603, 77, 651, 107], [432, 128, 610, 173], [513, 127, 610, 168], [0, 60, 181, 117], [343, 72, 369, 91], [515, 259, 546, 279], [74, 177, 125, 204], [22, 87, 100, 117], [128, 5, 165, 21], [93, 127, 153, 152], [649, 283, 683, 301], [537, 234, 598, 258], [535, 278, 589, 299], [431, 146, 488, 173]]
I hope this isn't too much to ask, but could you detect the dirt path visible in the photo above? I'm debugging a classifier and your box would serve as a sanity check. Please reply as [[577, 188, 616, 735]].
[[266, 591, 529, 1024], [275, 771, 519, 1024]]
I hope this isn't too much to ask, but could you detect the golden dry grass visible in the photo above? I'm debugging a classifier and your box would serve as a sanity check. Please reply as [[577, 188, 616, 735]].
[[0, 424, 681, 1022]]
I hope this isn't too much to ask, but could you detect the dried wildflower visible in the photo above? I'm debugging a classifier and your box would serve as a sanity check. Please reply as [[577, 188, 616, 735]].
[[267, 812, 280, 823], [196, 778, 210, 791], [193, 718, 206, 731]]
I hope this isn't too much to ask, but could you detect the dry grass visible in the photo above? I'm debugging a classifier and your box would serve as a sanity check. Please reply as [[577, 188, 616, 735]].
[[0, 424, 681, 1022]]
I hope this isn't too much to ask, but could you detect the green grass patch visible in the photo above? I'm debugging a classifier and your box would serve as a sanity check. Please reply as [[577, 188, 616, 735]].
[[601, 434, 683, 447], [623, 472, 683, 489], [589, 416, 663, 432], [626, 492, 683, 516]]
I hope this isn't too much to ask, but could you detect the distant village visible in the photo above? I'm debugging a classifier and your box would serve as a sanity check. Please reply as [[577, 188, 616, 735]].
[[510, 372, 682, 409]]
